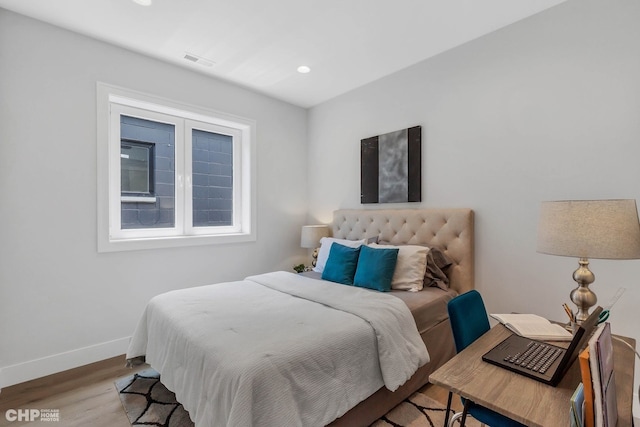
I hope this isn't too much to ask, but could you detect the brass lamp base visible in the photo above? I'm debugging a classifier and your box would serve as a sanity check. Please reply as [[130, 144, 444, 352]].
[[570, 257, 598, 323]]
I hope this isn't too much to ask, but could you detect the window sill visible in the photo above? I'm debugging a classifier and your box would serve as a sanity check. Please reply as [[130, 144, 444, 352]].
[[121, 196, 157, 203], [98, 231, 256, 253]]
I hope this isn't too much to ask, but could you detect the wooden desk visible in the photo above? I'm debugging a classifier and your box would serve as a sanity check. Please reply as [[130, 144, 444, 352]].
[[429, 325, 636, 427]]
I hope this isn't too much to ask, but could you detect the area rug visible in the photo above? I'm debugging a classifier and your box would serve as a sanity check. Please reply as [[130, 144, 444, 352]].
[[115, 368, 479, 427], [115, 369, 192, 427]]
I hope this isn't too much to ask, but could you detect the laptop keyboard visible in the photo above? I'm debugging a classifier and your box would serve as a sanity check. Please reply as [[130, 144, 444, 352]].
[[503, 341, 563, 374]]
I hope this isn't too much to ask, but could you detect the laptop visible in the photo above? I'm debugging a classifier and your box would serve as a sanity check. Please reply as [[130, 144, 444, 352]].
[[482, 306, 603, 386]]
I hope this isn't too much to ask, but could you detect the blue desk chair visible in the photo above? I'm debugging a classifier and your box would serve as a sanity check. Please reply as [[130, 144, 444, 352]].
[[444, 290, 526, 427]]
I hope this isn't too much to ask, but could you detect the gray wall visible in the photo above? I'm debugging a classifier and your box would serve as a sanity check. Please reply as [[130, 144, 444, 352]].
[[307, 0, 640, 403], [0, 9, 308, 386]]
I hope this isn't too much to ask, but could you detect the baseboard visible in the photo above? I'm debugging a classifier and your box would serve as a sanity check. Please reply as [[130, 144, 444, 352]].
[[0, 337, 130, 390]]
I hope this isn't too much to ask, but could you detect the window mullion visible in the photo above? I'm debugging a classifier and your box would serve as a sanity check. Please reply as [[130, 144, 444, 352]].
[[183, 122, 194, 235], [232, 128, 243, 230], [174, 119, 187, 236]]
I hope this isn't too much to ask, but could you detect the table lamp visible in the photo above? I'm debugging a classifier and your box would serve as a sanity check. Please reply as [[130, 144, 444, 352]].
[[537, 199, 640, 323], [301, 225, 330, 267]]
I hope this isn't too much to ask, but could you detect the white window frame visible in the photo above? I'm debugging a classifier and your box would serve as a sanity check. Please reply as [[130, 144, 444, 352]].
[[97, 82, 256, 252]]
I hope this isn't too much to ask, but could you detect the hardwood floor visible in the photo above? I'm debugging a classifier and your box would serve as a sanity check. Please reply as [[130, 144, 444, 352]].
[[0, 356, 147, 427], [0, 355, 462, 426]]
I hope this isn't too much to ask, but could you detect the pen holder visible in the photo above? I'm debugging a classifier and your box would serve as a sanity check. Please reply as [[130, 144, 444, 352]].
[[565, 321, 578, 334]]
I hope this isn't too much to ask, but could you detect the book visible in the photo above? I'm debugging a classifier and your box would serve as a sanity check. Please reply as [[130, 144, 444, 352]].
[[595, 323, 617, 427], [571, 382, 585, 427], [578, 347, 595, 427], [489, 313, 573, 341], [588, 324, 605, 427]]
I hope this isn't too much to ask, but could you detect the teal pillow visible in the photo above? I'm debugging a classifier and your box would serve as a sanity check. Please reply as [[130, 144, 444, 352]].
[[321, 243, 361, 285], [353, 245, 399, 292]]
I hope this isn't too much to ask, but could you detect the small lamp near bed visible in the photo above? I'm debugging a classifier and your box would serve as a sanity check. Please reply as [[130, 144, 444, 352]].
[[301, 225, 330, 267], [537, 199, 640, 323]]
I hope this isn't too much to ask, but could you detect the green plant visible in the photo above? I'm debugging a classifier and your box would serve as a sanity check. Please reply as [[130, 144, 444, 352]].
[[293, 264, 306, 273]]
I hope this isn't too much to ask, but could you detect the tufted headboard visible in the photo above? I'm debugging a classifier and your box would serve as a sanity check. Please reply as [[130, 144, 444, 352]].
[[332, 209, 474, 294]]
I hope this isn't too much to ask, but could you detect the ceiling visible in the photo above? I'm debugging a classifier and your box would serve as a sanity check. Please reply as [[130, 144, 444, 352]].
[[0, 0, 568, 108]]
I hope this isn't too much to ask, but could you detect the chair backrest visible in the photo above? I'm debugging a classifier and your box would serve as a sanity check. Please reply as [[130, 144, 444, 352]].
[[447, 290, 491, 353]]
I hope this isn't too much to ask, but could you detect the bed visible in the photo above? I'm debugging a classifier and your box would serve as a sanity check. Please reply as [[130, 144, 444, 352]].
[[126, 208, 474, 426]]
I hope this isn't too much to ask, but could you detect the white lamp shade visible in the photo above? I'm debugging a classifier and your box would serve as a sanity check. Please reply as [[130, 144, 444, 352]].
[[537, 199, 640, 259], [301, 225, 330, 248]]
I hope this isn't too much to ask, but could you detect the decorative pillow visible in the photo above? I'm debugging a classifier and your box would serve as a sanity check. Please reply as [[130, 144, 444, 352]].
[[321, 243, 361, 285], [379, 240, 453, 291], [353, 245, 399, 292], [369, 243, 429, 292], [313, 237, 366, 273], [424, 247, 453, 290], [366, 235, 379, 244]]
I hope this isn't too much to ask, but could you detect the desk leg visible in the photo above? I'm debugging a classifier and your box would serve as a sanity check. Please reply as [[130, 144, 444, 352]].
[[444, 392, 453, 427], [460, 400, 471, 426]]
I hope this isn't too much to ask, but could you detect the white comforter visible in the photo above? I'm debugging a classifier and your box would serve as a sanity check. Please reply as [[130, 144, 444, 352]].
[[126, 271, 429, 427]]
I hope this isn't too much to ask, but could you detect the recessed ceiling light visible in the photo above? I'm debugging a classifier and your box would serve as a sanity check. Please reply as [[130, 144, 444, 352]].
[[132, 0, 152, 6], [297, 65, 311, 74]]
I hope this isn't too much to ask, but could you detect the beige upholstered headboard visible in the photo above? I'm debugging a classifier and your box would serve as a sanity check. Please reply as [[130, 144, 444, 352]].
[[332, 209, 474, 294]]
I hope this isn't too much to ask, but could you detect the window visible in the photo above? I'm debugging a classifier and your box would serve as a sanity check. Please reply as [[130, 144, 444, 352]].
[[121, 139, 156, 201], [97, 83, 256, 252]]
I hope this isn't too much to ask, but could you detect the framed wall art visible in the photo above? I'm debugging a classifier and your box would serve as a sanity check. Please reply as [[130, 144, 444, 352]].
[[360, 125, 421, 204]]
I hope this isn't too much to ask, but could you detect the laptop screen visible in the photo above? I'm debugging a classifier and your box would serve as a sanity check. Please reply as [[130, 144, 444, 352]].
[[563, 306, 603, 367]]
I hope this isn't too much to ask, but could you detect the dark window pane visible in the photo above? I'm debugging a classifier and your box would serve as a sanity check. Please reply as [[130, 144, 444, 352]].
[[120, 115, 175, 230], [192, 129, 233, 227]]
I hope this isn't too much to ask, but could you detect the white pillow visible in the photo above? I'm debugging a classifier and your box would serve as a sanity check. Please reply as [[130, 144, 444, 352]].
[[313, 237, 366, 273], [369, 243, 429, 292]]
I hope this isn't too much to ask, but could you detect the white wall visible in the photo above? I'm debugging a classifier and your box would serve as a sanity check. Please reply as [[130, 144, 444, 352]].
[[1, 0, 638, 415], [0, 9, 308, 387], [308, 0, 640, 412]]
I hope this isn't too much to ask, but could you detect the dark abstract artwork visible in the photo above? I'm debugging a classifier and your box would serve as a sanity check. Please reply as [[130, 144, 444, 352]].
[[361, 126, 421, 204]]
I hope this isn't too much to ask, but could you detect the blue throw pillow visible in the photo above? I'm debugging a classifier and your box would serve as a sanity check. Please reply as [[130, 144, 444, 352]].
[[321, 243, 361, 285], [353, 245, 399, 292]]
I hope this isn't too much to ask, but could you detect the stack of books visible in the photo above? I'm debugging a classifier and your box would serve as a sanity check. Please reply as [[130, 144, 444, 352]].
[[575, 322, 617, 427]]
